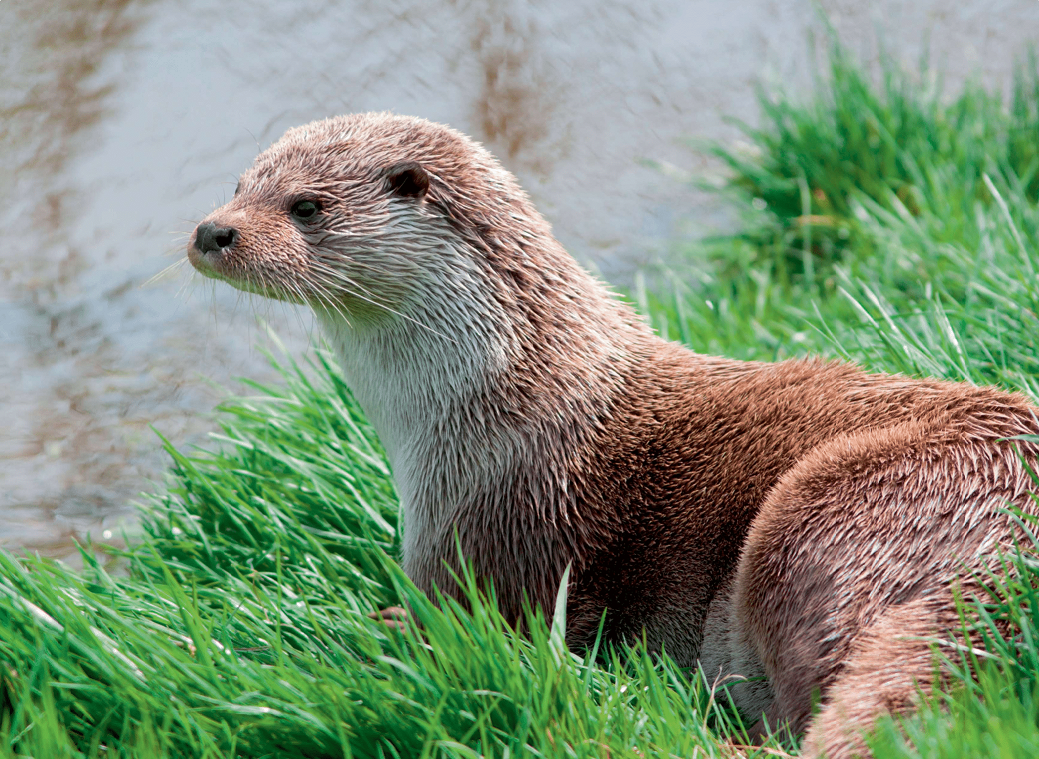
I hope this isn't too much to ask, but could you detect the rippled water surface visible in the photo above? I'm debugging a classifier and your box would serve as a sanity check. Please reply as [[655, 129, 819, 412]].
[[2, 0, 1036, 556]]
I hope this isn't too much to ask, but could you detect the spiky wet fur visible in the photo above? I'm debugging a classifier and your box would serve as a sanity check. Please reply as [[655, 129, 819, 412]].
[[189, 112, 1039, 758]]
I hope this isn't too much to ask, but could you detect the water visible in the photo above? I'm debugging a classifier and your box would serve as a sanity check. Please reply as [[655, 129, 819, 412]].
[[2, 0, 1036, 557]]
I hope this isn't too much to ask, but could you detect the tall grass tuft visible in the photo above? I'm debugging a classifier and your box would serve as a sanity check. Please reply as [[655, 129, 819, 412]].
[[708, 33, 1039, 282]]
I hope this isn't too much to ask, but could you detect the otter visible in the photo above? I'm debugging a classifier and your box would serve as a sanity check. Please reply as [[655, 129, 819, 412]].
[[186, 112, 1039, 758]]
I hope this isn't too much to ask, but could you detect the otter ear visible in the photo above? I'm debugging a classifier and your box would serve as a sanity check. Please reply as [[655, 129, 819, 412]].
[[385, 161, 429, 199]]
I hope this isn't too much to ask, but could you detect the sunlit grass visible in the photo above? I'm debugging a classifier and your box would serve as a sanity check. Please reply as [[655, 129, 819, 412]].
[[0, 353, 765, 758]]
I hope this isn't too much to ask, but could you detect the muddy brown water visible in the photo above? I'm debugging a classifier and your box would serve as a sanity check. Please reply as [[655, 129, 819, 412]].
[[2, 0, 1036, 559]]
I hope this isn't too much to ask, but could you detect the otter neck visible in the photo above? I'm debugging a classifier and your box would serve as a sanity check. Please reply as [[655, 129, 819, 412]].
[[316, 298, 503, 483], [313, 268, 537, 581], [313, 240, 652, 580]]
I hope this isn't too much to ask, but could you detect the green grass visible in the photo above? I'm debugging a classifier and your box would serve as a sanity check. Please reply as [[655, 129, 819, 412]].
[[0, 352, 759, 758], [704, 33, 1039, 281], [4, 34, 1039, 758]]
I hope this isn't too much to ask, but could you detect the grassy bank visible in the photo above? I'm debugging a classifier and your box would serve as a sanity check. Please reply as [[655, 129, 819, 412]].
[[3, 38, 1039, 757], [0, 352, 753, 758]]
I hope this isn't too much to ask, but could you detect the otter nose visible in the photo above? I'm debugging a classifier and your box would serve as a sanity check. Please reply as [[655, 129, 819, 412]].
[[194, 222, 238, 254]]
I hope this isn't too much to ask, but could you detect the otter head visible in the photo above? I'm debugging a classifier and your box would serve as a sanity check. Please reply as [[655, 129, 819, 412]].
[[186, 112, 577, 343]]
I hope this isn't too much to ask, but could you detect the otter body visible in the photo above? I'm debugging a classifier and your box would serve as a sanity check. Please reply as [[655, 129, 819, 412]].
[[188, 113, 1039, 758]]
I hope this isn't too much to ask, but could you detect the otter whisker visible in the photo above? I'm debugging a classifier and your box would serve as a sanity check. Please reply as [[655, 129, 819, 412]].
[[252, 270, 316, 340], [310, 257, 387, 302], [305, 280, 354, 331], [290, 286, 322, 346], [296, 270, 356, 329], [307, 261, 457, 345], [253, 269, 275, 325], [309, 268, 405, 326], [307, 258, 398, 306], [312, 293, 354, 332], [142, 257, 191, 288]]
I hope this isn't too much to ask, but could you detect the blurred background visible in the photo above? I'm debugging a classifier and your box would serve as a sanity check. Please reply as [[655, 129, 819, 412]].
[[2, 0, 1037, 558]]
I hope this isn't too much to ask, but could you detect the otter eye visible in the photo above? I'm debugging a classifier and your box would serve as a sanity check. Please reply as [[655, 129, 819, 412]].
[[291, 200, 320, 220]]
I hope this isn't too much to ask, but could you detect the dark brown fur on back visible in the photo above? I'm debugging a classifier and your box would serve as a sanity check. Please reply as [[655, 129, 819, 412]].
[[188, 113, 1039, 759]]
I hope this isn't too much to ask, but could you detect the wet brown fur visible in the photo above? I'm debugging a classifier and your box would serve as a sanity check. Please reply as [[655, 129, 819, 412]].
[[188, 113, 1039, 758]]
